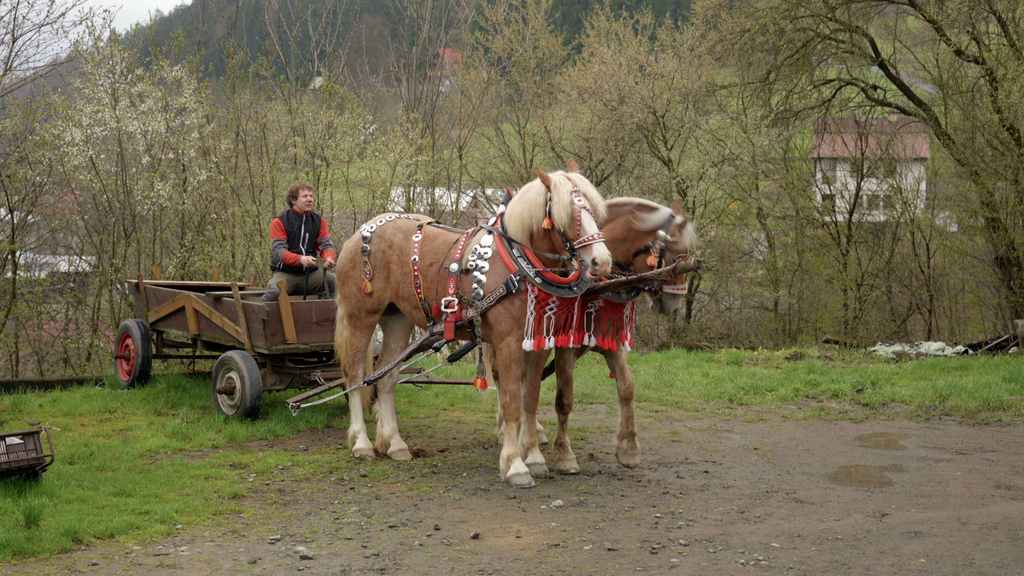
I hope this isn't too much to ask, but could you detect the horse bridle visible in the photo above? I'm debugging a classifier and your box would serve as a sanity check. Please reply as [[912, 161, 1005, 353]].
[[494, 177, 605, 272], [610, 214, 691, 301]]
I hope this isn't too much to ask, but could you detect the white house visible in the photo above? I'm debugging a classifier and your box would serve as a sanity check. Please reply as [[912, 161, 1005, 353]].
[[812, 116, 930, 222]]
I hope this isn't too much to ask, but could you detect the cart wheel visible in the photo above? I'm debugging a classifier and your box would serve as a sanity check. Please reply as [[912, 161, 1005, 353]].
[[212, 351, 263, 419], [114, 319, 153, 388]]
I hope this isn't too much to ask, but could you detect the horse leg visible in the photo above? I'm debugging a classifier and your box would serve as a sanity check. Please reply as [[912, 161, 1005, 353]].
[[373, 313, 416, 461], [487, 344, 504, 443], [494, 342, 534, 488], [360, 341, 377, 417], [520, 350, 551, 479], [604, 348, 640, 468], [488, 343, 548, 447], [552, 347, 584, 474], [341, 322, 378, 461]]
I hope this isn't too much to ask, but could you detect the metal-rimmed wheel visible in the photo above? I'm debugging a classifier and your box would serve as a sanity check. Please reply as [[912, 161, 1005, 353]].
[[114, 319, 152, 388], [212, 351, 263, 419]]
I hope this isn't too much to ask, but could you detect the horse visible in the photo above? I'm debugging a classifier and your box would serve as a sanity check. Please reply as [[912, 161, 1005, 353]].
[[333, 162, 613, 487], [489, 197, 696, 474]]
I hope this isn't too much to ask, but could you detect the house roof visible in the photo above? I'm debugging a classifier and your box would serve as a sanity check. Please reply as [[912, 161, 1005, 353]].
[[433, 48, 461, 71], [813, 116, 930, 160]]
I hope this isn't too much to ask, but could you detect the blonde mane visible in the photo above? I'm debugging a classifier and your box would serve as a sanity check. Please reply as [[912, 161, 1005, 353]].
[[606, 196, 698, 253], [504, 171, 607, 243]]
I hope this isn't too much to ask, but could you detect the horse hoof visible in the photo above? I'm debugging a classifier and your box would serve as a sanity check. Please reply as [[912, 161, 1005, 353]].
[[616, 450, 641, 468], [527, 462, 550, 478], [353, 447, 375, 460], [507, 472, 536, 488], [554, 460, 580, 475], [389, 448, 413, 461], [537, 430, 549, 445]]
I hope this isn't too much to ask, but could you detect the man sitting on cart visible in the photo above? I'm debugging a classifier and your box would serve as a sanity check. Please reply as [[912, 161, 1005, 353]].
[[260, 181, 337, 302]]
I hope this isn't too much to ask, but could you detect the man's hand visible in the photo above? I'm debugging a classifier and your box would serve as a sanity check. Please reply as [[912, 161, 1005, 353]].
[[324, 257, 336, 270], [300, 255, 317, 268]]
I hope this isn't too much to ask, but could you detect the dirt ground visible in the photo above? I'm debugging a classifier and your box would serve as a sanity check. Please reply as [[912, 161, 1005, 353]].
[[4, 403, 1024, 576]]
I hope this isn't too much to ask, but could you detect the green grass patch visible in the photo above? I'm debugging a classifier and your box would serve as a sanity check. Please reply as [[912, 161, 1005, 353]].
[[0, 347, 1021, 561]]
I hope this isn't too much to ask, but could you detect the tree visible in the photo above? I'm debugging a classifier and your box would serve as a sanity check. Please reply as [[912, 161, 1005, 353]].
[[704, 0, 1024, 321], [0, 0, 105, 108]]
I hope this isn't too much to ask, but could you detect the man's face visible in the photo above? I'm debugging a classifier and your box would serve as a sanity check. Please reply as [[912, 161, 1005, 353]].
[[294, 189, 315, 213]]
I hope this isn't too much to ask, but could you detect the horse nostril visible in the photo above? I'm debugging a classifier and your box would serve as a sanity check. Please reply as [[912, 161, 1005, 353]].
[[591, 257, 600, 269]]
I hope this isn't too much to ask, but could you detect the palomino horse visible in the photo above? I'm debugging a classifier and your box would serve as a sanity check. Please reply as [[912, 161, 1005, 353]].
[[333, 164, 612, 487], [491, 197, 696, 475]]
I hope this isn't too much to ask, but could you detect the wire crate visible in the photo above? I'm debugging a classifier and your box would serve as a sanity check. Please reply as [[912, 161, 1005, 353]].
[[0, 427, 55, 480]]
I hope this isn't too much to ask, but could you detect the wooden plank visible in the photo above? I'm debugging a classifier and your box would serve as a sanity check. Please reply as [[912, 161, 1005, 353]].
[[147, 294, 192, 324], [401, 378, 474, 386], [205, 289, 268, 299], [213, 268, 222, 282], [277, 280, 298, 344], [185, 299, 200, 334], [126, 280, 243, 289], [136, 275, 150, 317], [147, 293, 245, 343], [232, 283, 253, 354], [152, 266, 162, 280], [187, 296, 246, 342]]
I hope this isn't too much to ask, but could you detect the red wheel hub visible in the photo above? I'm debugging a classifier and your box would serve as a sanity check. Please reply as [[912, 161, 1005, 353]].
[[116, 332, 136, 381]]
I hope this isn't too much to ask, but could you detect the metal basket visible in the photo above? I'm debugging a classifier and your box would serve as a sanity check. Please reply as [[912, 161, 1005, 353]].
[[0, 427, 55, 479]]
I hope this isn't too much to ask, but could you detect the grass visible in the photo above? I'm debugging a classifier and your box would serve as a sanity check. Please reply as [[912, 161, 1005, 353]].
[[0, 347, 1022, 561]]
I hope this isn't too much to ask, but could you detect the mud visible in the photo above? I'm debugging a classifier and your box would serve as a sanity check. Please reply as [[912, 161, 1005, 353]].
[[4, 408, 1024, 575]]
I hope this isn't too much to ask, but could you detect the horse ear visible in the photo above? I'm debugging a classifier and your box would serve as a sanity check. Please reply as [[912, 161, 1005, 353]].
[[671, 198, 684, 216], [566, 158, 580, 173], [535, 166, 553, 190]]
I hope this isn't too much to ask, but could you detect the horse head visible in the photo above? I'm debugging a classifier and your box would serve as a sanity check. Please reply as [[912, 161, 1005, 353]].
[[648, 198, 696, 315], [603, 197, 697, 315], [505, 161, 613, 279]]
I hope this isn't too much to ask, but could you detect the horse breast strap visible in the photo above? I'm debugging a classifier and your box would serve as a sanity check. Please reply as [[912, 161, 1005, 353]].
[[441, 227, 477, 340]]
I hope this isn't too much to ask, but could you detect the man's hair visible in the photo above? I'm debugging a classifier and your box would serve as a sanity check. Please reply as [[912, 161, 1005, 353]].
[[286, 181, 315, 207]]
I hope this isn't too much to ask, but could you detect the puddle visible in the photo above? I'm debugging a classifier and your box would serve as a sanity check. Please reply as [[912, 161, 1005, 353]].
[[855, 432, 908, 450], [827, 464, 906, 488]]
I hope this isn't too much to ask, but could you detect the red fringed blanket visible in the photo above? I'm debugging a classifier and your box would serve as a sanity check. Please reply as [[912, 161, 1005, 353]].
[[522, 283, 636, 352]]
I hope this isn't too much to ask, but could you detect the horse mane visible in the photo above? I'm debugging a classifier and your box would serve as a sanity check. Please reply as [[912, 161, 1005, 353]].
[[606, 197, 698, 251], [504, 171, 607, 243], [606, 197, 673, 231]]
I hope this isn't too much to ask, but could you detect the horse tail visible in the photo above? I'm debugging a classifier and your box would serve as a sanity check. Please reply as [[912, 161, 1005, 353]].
[[334, 283, 377, 414], [334, 288, 349, 376]]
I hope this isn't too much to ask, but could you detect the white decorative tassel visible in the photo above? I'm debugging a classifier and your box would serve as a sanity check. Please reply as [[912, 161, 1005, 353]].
[[523, 284, 538, 350]]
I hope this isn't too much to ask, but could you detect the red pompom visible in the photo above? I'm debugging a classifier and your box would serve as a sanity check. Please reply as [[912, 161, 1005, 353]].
[[473, 377, 488, 390], [542, 216, 554, 230], [362, 281, 373, 295]]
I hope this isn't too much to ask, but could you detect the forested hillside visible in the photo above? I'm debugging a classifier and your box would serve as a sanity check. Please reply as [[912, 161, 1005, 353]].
[[136, 0, 692, 79], [2, 0, 1022, 378]]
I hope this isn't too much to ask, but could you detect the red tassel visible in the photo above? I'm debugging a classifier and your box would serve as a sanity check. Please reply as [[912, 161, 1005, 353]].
[[542, 216, 554, 229], [362, 281, 373, 295], [473, 377, 488, 390], [646, 253, 659, 267], [609, 371, 616, 379]]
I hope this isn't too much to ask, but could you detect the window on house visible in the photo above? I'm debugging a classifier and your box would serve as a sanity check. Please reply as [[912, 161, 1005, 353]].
[[818, 158, 837, 184], [820, 193, 836, 213]]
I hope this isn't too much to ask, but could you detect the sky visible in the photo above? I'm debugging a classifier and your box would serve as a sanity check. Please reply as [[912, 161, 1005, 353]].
[[83, 0, 189, 31]]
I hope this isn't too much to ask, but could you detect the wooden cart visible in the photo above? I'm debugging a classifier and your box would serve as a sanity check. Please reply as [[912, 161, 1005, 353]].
[[114, 275, 347, 419]]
